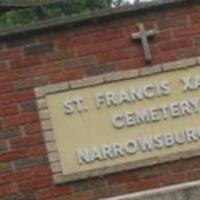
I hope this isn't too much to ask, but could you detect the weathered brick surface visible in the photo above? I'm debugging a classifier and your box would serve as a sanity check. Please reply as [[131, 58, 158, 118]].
[[14, 156, 47, 170], [3, 191, 36, 200], [0, 61, 10, 72], [0, 2, 200, 200], [13, 77, 49, 91], [0, 162, 12, 174], [85, 62, 118, 76], [0, 140, 7, 152], [0, 127, 22, 140], [24, 43, 55, 56], [20, 100, 37, 113]]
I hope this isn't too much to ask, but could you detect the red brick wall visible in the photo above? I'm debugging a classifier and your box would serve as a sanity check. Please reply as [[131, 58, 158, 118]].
[[0, 3, 200, 200]]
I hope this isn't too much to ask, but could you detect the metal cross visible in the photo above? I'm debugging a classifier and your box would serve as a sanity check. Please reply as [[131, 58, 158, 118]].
[[132, 23, 157, 62]]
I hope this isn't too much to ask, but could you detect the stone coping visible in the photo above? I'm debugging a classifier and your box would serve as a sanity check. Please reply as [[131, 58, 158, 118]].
[[0, 0, 191, 38], [100, 180, 200, 200], [35, 56, 200, 184]]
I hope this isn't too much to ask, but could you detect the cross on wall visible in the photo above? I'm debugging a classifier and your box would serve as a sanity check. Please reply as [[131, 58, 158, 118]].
[[132, 23, 158, 62]]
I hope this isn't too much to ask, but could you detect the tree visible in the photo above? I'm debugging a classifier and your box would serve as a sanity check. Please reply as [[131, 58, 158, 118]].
[[0, 0, 134, 29]]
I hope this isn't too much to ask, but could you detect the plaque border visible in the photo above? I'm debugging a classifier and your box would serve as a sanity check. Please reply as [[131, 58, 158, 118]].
[[35, 57, 200, 184]]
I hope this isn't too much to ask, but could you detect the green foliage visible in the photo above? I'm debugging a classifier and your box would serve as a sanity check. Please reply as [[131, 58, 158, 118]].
[[0, 0, 115, 29]]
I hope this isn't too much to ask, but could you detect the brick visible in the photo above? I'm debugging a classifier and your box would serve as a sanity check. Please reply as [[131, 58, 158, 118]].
[[18, 177, 52, 191], [0, 169, 34, 185], [110, 49, 133, 61], [166, 5, 195, 17], [51, 69, 83, 83], [137, 164, 169, 180], [85, 62, 118, 76], [194, 36, 200, 46], [0, 90, 34, 105], [0, 48, 21, 60], [10, 135, 43, 149], [0, 120, 3, 129], [22, 191, 36, 200], [72, 178, 106, 193], [29, 62, 61, 76], [190, 13, 200, 24], [42, 49, 76, 64], [93, 28, 124, 42], [95, 51, 112, 63], [62, 56, 97, 70], [72, 191, 92, 200], [0, 61, 10, 72], [0, 43, 5, 51], [24, 122, 41, 135], [0, 194, 21, 200], [107, 39, 132, 52], [24, 43, 55, 56], [0, 82, 13, 94], [5, 36, 36, 49], [169, 159, 193, 173], [0, 162, 12, 174], [37, 186, 72, 199], [0, 73, 13, 83], [10, 56, 42, 69], [0, 191, 36, 200], [118, 58, 145, 71], [33, 165, 51, 177], [0, 105, 18, 117], [154, 30, 172, 43], [3, 113, 38, 128], [0, 140, 8, 152], [160, 173, 187, 186], [0, 127, 22, 140], [159, 38, 193, 51], [26, 145, 46, 156], [155, 51, 177, 64], [0, 184, 17, 197], [14, 155, 47, 170], [92, 185, 126, 199], [20, 100, 37, 113], [174, 24, 200, 37], [10, 69, 28, 80], [14, 77, 49, 91], [107, 171, 138, 185], [173, 157, 200, 172], [0, 149, 28, 162], [157, 15, 189, 30]]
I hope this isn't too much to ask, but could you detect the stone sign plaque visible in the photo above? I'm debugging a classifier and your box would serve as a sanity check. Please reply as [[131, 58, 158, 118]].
[[35, 58, 200, 184]]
